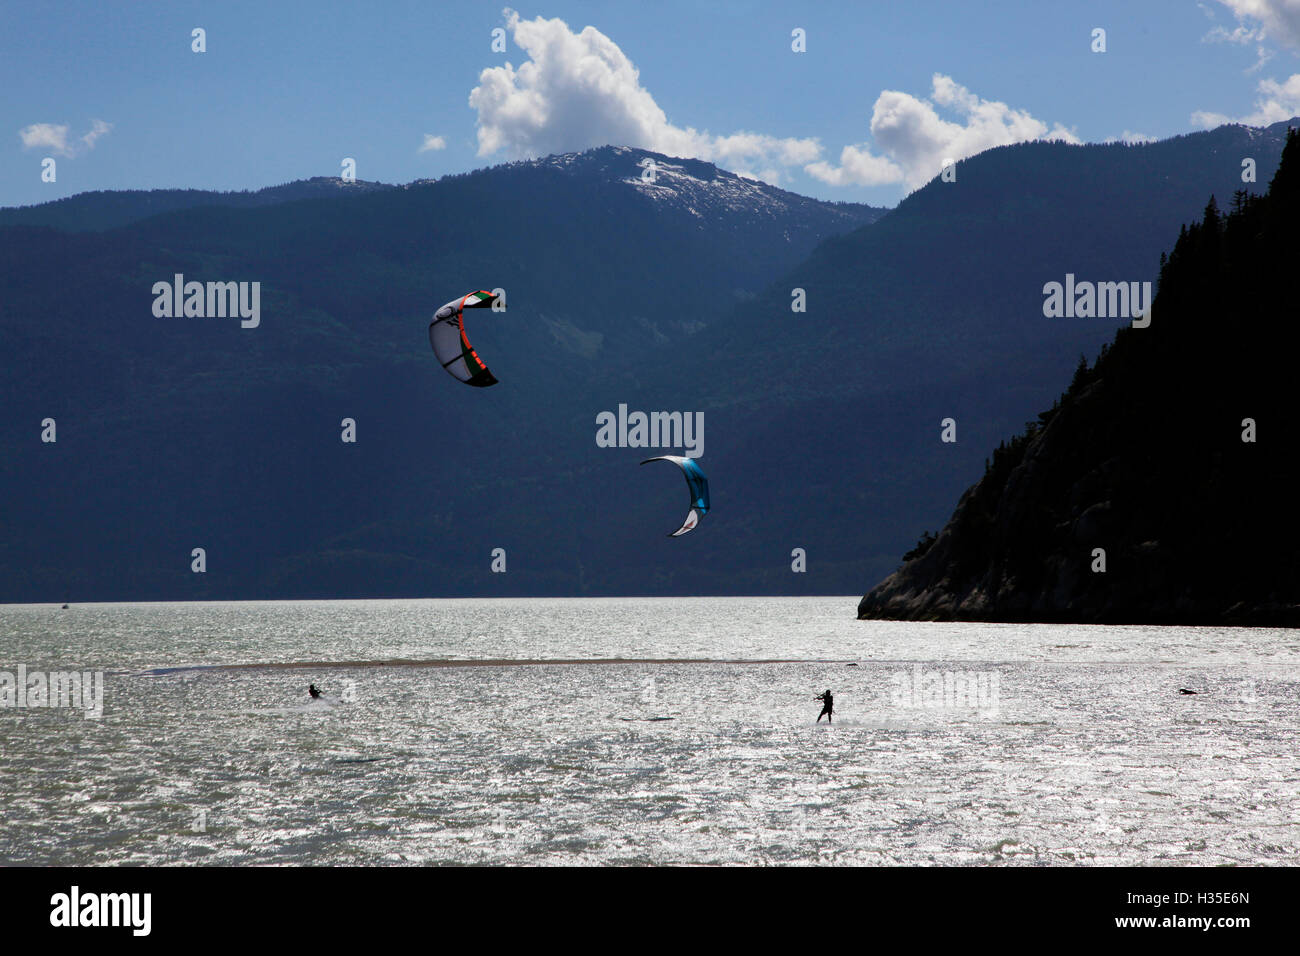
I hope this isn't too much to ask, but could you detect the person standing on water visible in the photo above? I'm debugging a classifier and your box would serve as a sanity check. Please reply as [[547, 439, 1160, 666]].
[[814, 689, 833, 724], [308, 684, 322, 700]]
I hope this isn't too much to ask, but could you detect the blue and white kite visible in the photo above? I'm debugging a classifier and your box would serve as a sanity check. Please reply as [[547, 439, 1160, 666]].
[[640, 456, 710, 537]]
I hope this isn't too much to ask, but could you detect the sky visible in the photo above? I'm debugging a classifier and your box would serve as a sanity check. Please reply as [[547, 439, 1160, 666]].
[[4, 0, 1300, 209]]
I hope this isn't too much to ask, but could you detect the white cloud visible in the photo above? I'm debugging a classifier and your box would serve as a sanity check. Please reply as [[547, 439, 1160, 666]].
[[1192, 72, 1300, 126], [81, 119, 111, 150], [1205, 23, 1266, 44], [1214, 0, 1300, 49], [419, 134, 447, 152], [734, 166, 784, 186], [19, 123, 71, 155], [1107, 130, 1158, 144], [18, 119, 112, 157], [467, 13, 1076, 193], [1250, 47, 1278, 71], [805, 145, 904, 187], [806, 74, 1079, 191], [469, 9, 820, 182], [1205, 1, 1298, 69]]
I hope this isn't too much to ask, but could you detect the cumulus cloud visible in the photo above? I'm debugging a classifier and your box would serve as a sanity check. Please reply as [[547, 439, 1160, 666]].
[[468, 9, 820, 183], [806, 74, 1079, 191], [419, 134, 447, 152], [467, 12, 1076, 192], [18, 119, 112, 157], [1192, 72, 1300, 126]]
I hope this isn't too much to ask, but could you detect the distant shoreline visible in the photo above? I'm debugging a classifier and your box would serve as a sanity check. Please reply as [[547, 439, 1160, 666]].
[[137, 657, 841, 675]]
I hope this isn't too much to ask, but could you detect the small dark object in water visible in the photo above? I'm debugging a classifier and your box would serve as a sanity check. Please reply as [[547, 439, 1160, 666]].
[[846, 662, 859, 667], [1179, 688, 1199, 695], [308, 683, 322, 699]]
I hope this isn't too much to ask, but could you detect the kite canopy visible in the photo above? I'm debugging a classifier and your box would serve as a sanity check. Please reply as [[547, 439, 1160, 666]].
[[429, 290, 500, 387], [640, 456, 710, 536]]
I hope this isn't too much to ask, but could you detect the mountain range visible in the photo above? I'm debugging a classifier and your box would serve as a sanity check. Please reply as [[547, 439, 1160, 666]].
[[1, 123, 1294, 602]]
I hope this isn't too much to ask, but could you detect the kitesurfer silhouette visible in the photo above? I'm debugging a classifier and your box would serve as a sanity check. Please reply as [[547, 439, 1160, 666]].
[[815, 689, 834, 723], [308, 684, 322, 700]]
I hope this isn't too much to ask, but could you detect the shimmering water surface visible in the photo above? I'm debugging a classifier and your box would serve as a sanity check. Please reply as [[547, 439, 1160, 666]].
[[2, 597, 1297, 865]]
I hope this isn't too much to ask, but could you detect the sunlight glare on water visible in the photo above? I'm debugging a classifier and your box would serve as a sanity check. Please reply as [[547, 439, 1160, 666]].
[[1, 597, 1297, 865]]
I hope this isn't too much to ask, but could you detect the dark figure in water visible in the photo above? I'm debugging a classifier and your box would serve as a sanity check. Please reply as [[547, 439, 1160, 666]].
[[1179, 688, 1199, 695], [815, 689, 834, 723], [308, 684, 322, 699]]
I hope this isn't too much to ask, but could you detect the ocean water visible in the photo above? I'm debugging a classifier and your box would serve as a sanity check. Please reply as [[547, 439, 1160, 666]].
[[1, 596, 1297, 866]]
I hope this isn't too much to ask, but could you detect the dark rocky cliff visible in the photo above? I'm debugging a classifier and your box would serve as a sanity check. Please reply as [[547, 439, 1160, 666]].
[[859, 131, 1300, 627]]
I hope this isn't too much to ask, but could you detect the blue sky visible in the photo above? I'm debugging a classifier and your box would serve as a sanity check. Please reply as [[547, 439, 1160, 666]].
[[4, 0, 1300, 208]]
